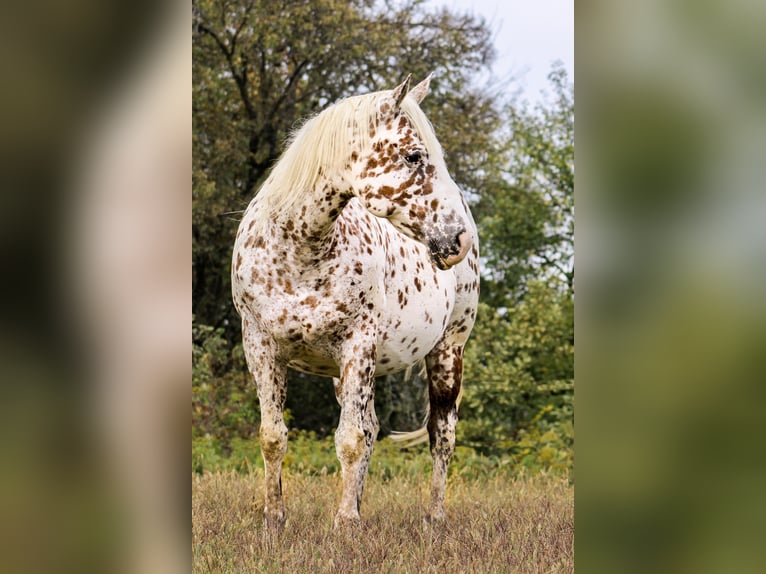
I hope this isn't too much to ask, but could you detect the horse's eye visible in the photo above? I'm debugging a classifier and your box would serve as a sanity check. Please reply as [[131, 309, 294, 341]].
[[405, 151, 423, 164]]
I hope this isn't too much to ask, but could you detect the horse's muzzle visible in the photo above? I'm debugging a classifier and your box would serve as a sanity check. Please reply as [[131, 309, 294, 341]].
[[431, 230, 472, 270]]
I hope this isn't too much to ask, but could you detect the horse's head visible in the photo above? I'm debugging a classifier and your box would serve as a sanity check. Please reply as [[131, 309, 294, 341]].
[[348, 75, 473, 270]]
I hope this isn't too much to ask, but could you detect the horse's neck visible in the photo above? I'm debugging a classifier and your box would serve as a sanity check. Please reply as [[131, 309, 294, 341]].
[[267, 178, 353, 263]]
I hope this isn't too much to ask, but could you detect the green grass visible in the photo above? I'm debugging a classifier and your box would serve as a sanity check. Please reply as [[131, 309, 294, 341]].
[[193, 430, 572, 479], [193, 470, 573, 573]]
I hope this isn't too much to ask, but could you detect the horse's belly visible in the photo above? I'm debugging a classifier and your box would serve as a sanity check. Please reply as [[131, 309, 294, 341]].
[[283, 283, 453, 379], [285, 317, 445, 379], [288, 349, 340, 378]]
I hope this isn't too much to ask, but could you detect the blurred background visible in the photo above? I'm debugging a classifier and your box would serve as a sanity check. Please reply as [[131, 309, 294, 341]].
[[577, 1, 766, 572], [1, 0, 764, 572], [0, 0, 188, 573]]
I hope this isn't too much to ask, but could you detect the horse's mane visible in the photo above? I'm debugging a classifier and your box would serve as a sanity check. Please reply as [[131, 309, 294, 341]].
[[251, 89, 445, 220]]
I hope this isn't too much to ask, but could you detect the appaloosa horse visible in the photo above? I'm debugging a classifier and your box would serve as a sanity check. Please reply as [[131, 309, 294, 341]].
[[231, 74, 479, 528]]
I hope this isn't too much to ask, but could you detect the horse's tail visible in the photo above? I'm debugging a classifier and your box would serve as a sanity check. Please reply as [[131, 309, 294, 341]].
[[388, 361, 464, 448]]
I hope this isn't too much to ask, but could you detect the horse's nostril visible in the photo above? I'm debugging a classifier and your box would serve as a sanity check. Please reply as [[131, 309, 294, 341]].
[[441, 230, 472, 268], [454, 232, 466, 252], [457, 230, 472, 252]]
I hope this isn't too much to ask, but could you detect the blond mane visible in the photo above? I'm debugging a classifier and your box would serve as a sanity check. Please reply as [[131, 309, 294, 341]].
[[252, 89, 445, 220]]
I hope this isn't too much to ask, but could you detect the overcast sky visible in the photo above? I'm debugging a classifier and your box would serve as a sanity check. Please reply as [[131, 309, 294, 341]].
[[433, 0, 574, 101]]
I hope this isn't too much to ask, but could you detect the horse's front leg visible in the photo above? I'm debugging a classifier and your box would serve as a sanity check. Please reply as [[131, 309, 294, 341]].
[[334, 337, 378, 527], [425, 343, 464, 523], [242, 325, 288, 530]]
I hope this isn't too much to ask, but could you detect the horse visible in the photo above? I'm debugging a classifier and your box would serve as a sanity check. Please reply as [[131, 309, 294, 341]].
[[231, 74, 479, 529]]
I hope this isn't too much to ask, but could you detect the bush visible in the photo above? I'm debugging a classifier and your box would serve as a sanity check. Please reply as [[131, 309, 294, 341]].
[[192, 429, 571, 480], [460, 280, 574, 474], [192, 320, 259, 453]]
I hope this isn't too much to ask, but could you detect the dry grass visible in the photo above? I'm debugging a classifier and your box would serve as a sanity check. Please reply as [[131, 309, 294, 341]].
[[193, 471, 573, 573]]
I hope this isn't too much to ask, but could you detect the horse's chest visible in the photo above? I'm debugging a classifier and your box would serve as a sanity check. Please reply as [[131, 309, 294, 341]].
[[375, 253, 456, 373]]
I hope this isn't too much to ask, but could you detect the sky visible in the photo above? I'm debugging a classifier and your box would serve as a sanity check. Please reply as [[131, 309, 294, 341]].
[[433, 0, 574, 101]]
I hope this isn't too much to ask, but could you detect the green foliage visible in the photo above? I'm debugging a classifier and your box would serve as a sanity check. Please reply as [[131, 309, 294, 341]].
[[192, 320, 259, 449], [193, 430, 570, 479], [460, 280, 574, 472], [454, 64, 575, 476], [478, 63, 574, 305]]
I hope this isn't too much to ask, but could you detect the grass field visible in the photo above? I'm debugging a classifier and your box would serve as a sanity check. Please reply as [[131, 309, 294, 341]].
[[193, 471, 573, 573]]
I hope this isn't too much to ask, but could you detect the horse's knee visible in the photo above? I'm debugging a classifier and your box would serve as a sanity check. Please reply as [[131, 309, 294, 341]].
[[260, 423, 287, 462], [429, 380, 461, 410], [427, 346, 463, 408], [336, 427, 365, 465]]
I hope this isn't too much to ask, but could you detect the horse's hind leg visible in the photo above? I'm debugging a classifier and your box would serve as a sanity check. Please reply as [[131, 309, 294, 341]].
[[242, 324, 288, 530], [425, 342, 464, 522], [333, 341, 378, 526], [356, 399, 379, 507]]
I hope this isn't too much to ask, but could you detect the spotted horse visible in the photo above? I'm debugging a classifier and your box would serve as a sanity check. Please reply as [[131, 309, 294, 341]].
[[231, 74, 480, 529]]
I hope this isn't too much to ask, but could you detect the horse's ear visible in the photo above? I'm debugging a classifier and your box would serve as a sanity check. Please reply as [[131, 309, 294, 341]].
[[391, 74, 412, 112], [408, 73, 432, 104]]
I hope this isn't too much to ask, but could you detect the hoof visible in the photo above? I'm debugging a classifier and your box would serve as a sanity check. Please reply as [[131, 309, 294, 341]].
[[423, 508, 446, 527], [263, 510, 286, 532], [333, 512, 361, 530]]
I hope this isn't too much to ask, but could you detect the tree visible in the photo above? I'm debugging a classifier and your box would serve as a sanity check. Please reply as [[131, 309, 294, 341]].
[[457, 65, 574, 471], [460, 285, 574, 470], [477, 63, 574, 307]]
